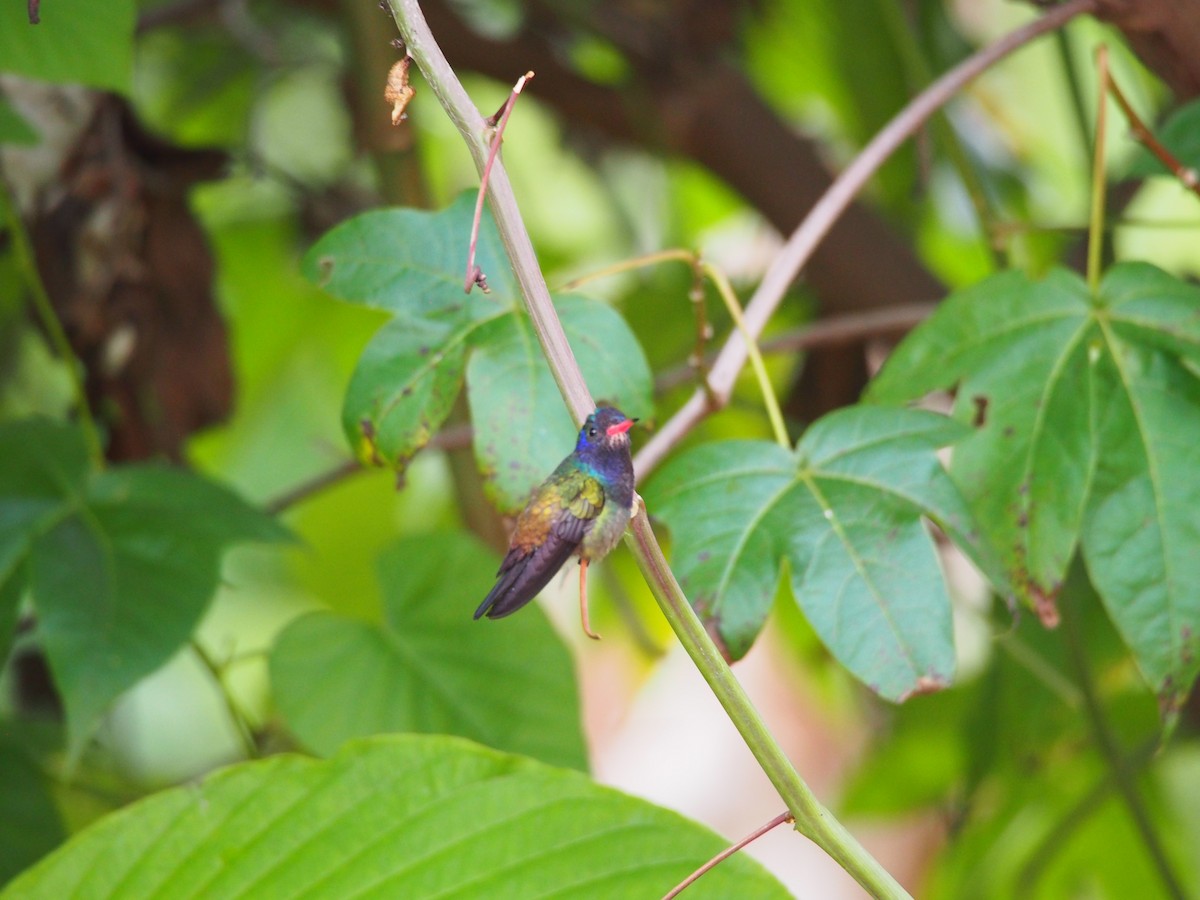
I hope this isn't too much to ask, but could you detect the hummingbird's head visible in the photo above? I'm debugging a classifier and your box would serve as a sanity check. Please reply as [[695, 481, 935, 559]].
[[577, 406, 636, 453]]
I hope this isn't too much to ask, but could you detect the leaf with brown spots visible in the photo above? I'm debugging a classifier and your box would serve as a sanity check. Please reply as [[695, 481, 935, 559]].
[[648, 406, 992, 703], [869, 262, 1200, 711]]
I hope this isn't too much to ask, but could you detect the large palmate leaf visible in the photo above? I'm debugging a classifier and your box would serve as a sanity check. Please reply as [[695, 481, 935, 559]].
[[304, 196, 652, 510], [869, 263, 1200, 711], [0, 0, 134, 92], [3, 735, 790, 899], [649, 406, 994, 701], [0, 419, 288, 761], [271, 532, 586, 770]]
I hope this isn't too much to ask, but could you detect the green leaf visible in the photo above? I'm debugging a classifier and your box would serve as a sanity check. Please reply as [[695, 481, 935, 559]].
[[0, 418, 289, 760], [305, 197, 653, 504], [649, 406, 982, 701], [302, 193, 511, 322], [0, 739, 65, 884], [0, 0, 134, 93], [468, 296, 652, 512], [271, 532, 587, 770], [1127, 99, 1200, 178], [3, 735, 790, 899], [0, 100, 38, 146], [868, 263, 1200, 709], [340, 316, 469, 468]]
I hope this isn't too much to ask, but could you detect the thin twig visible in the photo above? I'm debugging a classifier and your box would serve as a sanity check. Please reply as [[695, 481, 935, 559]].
[[663, 810, 794, 899], [561, 248, 717, 400], [655, 302, 936, 393], [700, 261, 789, 449], [1087, 45, 1111, 293], [465, 70, 534, 294], [0, 173, 105, 466], [624, 512, 909, 897], [1106, 68, 1200, 198], [632, 0, 1097, 481], [262, 424, 474, 515], [190, 640, 259, 759]]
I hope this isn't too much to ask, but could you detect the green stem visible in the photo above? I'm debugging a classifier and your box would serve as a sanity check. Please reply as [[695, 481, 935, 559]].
[[700, 262, 789, 450], [1061, 577, 1185, 899], [0, 178, 104, 465], [1086, 45, 1110, 293], [627, 513, 910, 899], [387, 3, 908, 895], [190, 640, 260, 760]]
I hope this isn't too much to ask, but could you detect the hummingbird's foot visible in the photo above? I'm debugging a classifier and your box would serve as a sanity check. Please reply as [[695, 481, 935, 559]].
[[579, 558, 601, 641]]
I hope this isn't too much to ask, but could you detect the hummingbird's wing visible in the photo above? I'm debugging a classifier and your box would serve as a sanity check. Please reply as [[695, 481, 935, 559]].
[[474, 469, 604, 620]]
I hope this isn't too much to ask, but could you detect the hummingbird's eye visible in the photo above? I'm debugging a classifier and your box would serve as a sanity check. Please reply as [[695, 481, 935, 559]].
[[587, 427, 598, 438]]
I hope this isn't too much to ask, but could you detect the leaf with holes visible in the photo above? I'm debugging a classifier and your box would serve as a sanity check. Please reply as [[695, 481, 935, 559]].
[[868, 263, 1200, 712], [649, 406, 991, 701], [0, 418, 289, 762], [271, 532, 586, 770], [3, 735, 790, 899]]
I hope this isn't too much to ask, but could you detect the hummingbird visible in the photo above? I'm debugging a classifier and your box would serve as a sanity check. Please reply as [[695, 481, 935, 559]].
[[475, 406, 637, 639]]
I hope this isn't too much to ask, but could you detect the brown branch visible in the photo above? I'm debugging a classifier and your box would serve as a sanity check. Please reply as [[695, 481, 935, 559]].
[[662, 811, 794, 899], [632, 0, 1098, 481], [262, 423, 473, 514], [655, 302, 936, 393], [465, 70, 534, 293], [1107, 69, 1200, 197]]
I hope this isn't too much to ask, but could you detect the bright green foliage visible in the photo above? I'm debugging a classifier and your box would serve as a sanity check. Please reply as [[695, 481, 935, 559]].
[[869, 263, 1200, 711], [270, 532, 587, 771], [0, 0, 134, 92], [1128, 98, 1200, 177], [3, 735, 790, 899], [0, 101, 37, 146], [0, 419, 288, 761], [649, 406, 996, 701], [304, 195, 652, 513]]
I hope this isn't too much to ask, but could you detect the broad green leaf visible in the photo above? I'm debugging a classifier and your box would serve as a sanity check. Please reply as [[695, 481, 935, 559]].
[[649, 406, 984, 701], [467, 296, 652, 512], [0, 419, 289, 760], [0, 739, 65, 884], [0, 100, 38, 146], [341, 316, 469, 467], [4, 735, 790, 899], [1127, 98, 1200, 178], [271, 532, 586, 770], [306, 197, 653, 503], [869, 263, 1200, 709], [0, 0, 134, 93], [302, 193, 510, 322]]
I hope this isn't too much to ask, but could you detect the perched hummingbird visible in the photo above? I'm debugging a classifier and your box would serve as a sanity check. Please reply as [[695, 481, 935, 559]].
[[475, 406, 637, 639]]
